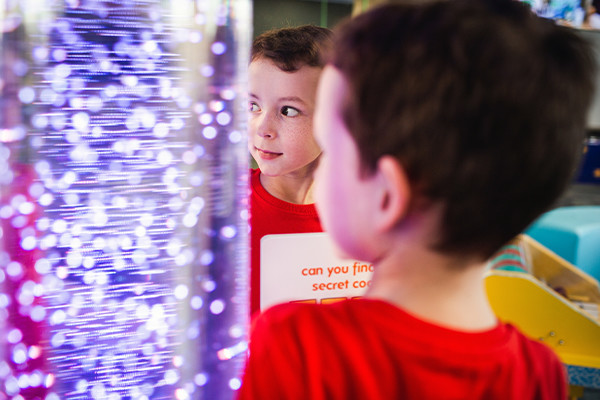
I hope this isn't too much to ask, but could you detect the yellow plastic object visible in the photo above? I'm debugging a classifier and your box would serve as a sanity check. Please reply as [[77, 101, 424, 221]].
[[485, 235, 600, 369]]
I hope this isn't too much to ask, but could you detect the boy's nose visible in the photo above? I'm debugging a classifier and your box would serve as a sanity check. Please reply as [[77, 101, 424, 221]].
[[255, 113, 277, 139]]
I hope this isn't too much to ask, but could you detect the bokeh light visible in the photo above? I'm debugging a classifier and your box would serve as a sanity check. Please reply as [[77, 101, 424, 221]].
[[0, 0, 251, 399]]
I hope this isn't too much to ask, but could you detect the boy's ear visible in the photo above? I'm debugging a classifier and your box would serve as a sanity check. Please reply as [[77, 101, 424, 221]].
[[374, 155, 411, 232]]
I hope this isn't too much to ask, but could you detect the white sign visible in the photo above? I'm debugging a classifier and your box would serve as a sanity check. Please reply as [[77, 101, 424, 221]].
[[260, 232, 374, 310]]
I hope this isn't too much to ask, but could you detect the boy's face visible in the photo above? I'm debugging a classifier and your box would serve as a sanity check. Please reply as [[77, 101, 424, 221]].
[[313, 66, 380, 261], [248, 57, 322, 178]]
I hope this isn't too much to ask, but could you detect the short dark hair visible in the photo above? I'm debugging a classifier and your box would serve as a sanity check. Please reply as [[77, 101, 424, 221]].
[[251, 25, 333, 72], [331, 0, 597, 259]]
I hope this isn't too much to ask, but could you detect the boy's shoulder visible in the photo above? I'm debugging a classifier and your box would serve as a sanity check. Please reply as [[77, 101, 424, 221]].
[[248, 300, 565, 398], [254, 299, 564, 359], [252, 299, 375, 335]]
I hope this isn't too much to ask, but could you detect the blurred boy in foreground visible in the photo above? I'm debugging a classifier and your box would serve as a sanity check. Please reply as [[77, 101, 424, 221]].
[[239, 0, 597, 398]]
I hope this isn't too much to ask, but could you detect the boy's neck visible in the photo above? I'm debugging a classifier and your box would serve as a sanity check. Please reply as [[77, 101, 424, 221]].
[[260, 171, 315, 205], [365, 215, 498, 332]]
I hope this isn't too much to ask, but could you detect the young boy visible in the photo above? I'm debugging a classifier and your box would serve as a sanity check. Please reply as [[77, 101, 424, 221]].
[[239, 1, 597, 398], [248, 26, 332, 316]]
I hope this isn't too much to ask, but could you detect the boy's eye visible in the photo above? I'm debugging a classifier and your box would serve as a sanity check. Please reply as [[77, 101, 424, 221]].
[[249, 102, 260, 112], [281, 106, 300, 117]]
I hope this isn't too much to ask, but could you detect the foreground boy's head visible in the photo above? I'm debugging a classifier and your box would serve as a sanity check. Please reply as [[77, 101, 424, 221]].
[[248, 26, 332, 180], [315, 0, 596, 261]]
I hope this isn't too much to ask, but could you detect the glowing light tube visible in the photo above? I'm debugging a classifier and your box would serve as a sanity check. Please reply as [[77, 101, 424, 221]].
[[0, 1, 251, 399]]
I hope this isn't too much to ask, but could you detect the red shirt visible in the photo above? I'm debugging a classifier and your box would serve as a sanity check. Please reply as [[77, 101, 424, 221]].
[[238, 299, 567, 400], [249, 168, 322, 315]]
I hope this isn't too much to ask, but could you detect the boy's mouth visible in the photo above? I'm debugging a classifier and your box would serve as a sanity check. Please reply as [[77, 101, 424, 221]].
[[255, 147, 283, 160]]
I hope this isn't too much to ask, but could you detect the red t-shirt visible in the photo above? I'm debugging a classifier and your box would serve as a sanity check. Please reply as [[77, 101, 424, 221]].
[[238, 299, 567, 400], [249, 168, 322, 315]]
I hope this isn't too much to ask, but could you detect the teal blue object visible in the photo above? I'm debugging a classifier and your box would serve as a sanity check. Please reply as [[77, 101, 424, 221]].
[[488, 244, 528, 273], [494, 265, 528, 273], [525, 206, 600, 280]]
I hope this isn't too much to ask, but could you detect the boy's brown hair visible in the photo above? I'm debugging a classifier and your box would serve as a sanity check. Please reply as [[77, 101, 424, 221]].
[[251, 25, 332, 72], [331, 0, 597, 259]]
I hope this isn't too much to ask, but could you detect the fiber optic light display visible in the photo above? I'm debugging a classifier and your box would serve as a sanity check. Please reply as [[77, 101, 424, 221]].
[[0, 0, 251, 399]]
